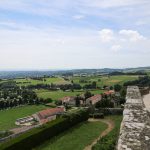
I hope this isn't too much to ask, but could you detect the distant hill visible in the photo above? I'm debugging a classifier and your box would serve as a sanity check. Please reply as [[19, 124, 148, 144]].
[[123, 66, 150, 72], [0, 66, 149, 79]]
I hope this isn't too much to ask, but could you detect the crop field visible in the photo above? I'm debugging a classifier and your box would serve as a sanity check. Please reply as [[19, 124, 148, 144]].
[[0, 105, 48, 131], [35, 89, 104, 100], [36, 121, 107, 150], [14, 77, 71, 86], [72, 75, 138, 87]]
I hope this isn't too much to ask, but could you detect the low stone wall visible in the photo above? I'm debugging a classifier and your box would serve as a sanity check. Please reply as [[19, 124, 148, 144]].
[[117, 86, 150, 150], [95, 108, 123, 115]]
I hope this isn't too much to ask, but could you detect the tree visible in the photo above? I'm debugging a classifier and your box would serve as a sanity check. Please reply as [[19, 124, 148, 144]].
[[92, 81, 97, 89], [110, 86, 113, 90], [120, 88, 126, 98], [114, 84, 122, 92], [84, 91, 93, 99], [75, 95, 80, 107]]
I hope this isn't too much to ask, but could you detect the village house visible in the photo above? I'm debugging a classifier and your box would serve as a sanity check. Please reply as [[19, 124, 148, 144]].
[[59, 96, 76, 106], [33, 107, 65, 124], [86, 94, 102, 105], [15, 107, 65, 126]]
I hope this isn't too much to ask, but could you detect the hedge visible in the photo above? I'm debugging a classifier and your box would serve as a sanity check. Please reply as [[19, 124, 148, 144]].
[[0, 109, 89, 150]]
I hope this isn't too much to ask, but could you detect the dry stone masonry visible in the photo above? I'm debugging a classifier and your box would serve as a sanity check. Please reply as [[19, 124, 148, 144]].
[[117, 86, 150, 150]]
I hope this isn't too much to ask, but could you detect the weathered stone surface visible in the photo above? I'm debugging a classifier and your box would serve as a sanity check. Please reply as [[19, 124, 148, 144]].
[[117, 86, 150, 150]]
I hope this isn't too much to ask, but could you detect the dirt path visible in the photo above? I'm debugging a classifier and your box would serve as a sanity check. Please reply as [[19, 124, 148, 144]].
[[83, 118, 114, 150]]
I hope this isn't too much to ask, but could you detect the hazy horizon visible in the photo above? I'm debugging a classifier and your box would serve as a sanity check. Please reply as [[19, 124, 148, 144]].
[[0, 65, 149, 72]]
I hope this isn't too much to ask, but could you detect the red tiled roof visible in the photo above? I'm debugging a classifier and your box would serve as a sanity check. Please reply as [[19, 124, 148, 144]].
[[87, 94, 102, 101], [104, 90, 115, 95], [40, 119, 48, 124], [37, 108, 64, 120], [59, 96, 75, 102]]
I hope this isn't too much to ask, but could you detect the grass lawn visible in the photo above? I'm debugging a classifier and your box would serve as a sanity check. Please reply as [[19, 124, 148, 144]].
[[0, 105, 48, 131], [35, 89, 104, 100], [35, 121, 107, 150], [14, 77, 71, 86]]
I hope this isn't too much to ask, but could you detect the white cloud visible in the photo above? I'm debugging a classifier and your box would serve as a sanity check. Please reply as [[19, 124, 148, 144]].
[[0, 0, 150, 69], [119, 30, 146, 42], [0, 27, 150, 69], [99, 29, 114, 42], [111, 45, 122, 52]]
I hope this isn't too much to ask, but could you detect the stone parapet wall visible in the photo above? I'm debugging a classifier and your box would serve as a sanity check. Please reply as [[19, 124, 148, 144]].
[[117, 86, 150, 150]]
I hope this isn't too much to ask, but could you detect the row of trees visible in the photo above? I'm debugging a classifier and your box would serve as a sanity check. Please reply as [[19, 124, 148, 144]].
[[27, 83, 82, 91], [124, 76, 150, 87], [0, 88, 40, 110]]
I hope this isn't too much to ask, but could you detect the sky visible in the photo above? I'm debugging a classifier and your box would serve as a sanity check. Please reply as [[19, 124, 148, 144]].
[[0, 0, 150, 70]]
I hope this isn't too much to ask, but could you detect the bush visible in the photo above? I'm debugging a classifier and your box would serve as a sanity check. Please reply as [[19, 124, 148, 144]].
[[0, 109, 89, 150]]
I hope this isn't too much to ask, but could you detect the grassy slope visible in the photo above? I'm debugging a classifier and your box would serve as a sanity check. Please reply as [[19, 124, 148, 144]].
[[0, 105, 48, 131], [92, 115, 122, 150], [36, 121, 107, 150]]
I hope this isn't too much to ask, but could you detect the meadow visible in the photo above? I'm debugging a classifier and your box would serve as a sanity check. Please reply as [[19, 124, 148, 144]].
[[72, 75, 138, 87], [34, 75, 138, 100], [14, 77, 71, 86], [36, 121, 107, 150], [35, 89, 104, 100], [0, 105, 48, 131]]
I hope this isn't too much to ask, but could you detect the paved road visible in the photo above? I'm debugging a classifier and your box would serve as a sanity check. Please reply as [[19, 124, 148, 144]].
[[84, 118, 115, 150]]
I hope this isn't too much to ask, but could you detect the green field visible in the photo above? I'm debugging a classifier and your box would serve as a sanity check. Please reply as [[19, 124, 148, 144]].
[[0, 105, 48, 131], [35, 89, 104, 100], [36, 121, 107, 150], [72, 75, 138, 87], [12, 75, 139, 87], [14, 77, 71, 86]]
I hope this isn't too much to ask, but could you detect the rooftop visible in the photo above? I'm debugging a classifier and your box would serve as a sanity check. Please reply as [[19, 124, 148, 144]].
[[37, 107, 64, 120]]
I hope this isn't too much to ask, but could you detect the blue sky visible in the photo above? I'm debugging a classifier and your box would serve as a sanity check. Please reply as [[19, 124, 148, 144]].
[[0, 0, 150, 70]]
